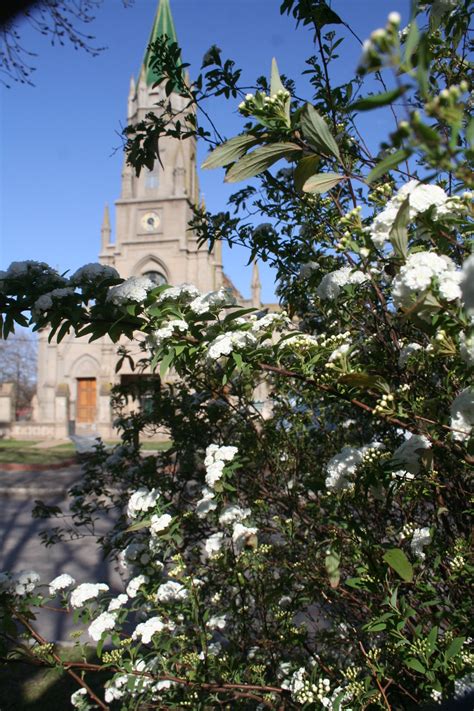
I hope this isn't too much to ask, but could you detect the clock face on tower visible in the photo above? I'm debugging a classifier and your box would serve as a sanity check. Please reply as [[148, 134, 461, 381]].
[[140, 211, 161, 232]]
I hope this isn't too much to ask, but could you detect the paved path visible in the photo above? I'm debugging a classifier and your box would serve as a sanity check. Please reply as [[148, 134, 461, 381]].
[[0, 465, 123, 642]]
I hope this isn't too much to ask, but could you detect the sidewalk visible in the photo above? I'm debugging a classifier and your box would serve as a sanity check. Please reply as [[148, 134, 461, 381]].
[[0, 464, 82, 497]]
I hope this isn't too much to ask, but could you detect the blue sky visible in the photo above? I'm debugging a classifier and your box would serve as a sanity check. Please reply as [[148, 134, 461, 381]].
[[0, 0, 409, 302]]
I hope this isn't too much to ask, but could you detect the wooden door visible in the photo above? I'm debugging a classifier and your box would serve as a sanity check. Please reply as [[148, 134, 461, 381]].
[[76, 378, 97, 423]]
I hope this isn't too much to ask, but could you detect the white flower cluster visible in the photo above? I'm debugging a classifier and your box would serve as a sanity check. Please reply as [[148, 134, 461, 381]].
[[287, 668, 332, 707], [70, 688, 87, 708], [70, 262, 119, 286], [4, 260, 59, 279], [207, 330, 257, 360], [450, 388, 474, 442], [460, 331, 474, 366], [88, 610, 117, 641], [49, 573, 75, 596], [196, 487, 218, 518], [156, 580, 188, 603], [204, 444, 238, 488], [156, 283, 200, 303], [204, 532, 225, 558], [189, 287, 236, 314], [33, 287, 75, 316], [151, 319, 188, 348], [132, 615, 175, 644], [410, 527, 432, 560], [108, 593, 128, 611], [232, 522, 258, 552], [370, 180, 449, 248], [317, 266, 368, 300], [219, 504, 251, 526], [127, 487, 160, 519], [126, 574, 148, 599], [107, 276, 155, 305], [0, 570, 40, 596], [392, 251, 461, 309], [70, 582, 109, 608], [325, 446, 363, 492], [391, 434, 431, 475], [249, 312, 288, 333], [150, 513, 172, 535]]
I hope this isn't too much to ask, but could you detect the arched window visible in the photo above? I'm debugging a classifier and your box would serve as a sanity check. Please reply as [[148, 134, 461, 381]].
[[143, 270, 167, 286], [145, 167, 159, 190]]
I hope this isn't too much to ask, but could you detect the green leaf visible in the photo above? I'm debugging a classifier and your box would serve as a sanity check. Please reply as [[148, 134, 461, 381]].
[[124, 519, 151, 533], [348, 87, 407, 112], [367, 148, 412, 183], [389, 197, 409, 259], [339, 372, 379, 389], [160, 350, 175, 378], [270, 57, 285, 96], [383, 548, 414, 582], [367, 622, 387, 632], [405, 658, 426, 674], [445, 636, 465, 660], [325, 550, 340, 588], [202, 134, 260, 170], [426, 626, 438, 657], [294, 155, 320, 193], [404, 20, 419, 69], [225, 142, 301, 183], [301, 103, 341, 161], [302, 172, 344, 194]]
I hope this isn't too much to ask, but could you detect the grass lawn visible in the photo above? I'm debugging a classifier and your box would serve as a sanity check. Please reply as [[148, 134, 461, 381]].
[[0, 646, 108, 710], [0, 439, 172, 465]]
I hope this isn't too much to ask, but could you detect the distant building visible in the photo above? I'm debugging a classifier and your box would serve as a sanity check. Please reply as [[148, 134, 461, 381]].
[[28, 0, 266, 440]]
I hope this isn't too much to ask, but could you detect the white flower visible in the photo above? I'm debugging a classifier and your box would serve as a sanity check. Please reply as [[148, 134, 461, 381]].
[[317, 267, 368, 300], [204, 532, 225, 558], [70, 582, 109, 608], [232, 522, 258, 552], [132, 616, 174, 644], [11, 570, 40, 596], [151, 319, 188, 348], [327, 341, 351, 362], [150, 513, 173, 535], [398, 342, 422, 367], [204, 444, 238, 489], [196, 488, 217, 518], [450, 388, 474, 442], [49, 573, 75, 596], [461, 254, 474, 317], [410, 527, 431, 559], [325, 446, 363, 491], [108, 594, 128, 612], [71, 688, 87, 708], [190, 287, 236, 314], [156, 283, 200, 304], [219, 505, 251, 526], [88, 611, 117, 641], [104, 675, 128, 702], [299, 261, 319, 279], [392, 251, 460, 309], [107, 276, 154, 305], [154, 679, 174, 692], [208, 614, 227, 630], [70, 262, 119, 286], [370, 180, 449, 247], [391, 434, 431, 475], [156, 580, 188, 603], [127, 487, 160, 518], [33, 287, 75, 316], [126, 574, 148, 599], [388, 11, 401, 23], [207, 330, 257, 360]]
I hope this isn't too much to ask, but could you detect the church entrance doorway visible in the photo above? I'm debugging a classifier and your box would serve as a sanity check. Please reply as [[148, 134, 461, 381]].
[[76, 378, 97, 423]]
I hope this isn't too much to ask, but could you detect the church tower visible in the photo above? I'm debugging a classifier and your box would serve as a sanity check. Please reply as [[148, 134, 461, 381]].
[[100, 0, 221, 291]]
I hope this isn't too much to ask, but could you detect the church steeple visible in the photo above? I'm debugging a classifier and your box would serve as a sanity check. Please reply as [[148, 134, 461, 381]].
[[251, 261, 262, 307], [142, 0, 178, 86], [101, 204, 111, 250]]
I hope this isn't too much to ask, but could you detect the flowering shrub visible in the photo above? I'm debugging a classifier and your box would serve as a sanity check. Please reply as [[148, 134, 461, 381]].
[[0, 2, 473, 708]]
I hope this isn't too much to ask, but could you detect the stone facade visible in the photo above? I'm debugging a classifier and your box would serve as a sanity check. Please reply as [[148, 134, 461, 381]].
[[29, 0, 264, 440]]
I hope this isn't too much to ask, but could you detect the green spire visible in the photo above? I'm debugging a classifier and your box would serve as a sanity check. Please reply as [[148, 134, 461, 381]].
[[142, 0, 178, 86]]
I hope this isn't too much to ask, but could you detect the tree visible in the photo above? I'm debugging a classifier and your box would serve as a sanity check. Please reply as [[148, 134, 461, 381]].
[[0, 0, 133, 87], [0, 1, 473, 708], [0, 330, 36, 415]]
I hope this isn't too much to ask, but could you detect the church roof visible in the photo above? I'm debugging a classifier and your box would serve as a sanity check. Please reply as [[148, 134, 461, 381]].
[[142, 0, 178, 87]]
